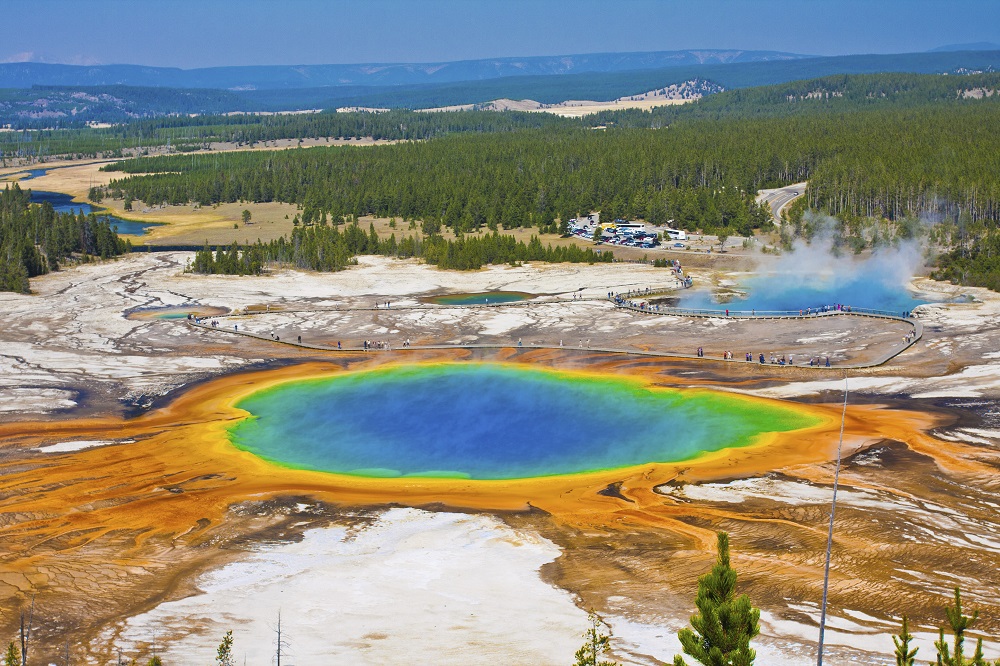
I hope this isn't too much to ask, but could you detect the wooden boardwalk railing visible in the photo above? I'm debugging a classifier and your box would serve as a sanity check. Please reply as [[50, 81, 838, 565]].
[[185, 294, 923, 371]]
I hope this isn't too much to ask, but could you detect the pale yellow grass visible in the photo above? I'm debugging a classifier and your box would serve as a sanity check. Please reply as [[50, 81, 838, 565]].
[[129, 202, 302, 245], [0, 137, 398, 176], [6, 161, 113, 198], [0, 139, 398, 243], [0, 160, 299, 244], [0, 157, 120, 178]]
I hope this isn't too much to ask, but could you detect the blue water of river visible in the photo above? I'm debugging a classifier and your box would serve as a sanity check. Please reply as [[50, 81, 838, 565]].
[[28, 190, 160, 236]]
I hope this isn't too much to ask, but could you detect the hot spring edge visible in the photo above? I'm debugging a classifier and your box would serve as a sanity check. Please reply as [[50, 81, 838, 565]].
[[227, 363, 822, 480]]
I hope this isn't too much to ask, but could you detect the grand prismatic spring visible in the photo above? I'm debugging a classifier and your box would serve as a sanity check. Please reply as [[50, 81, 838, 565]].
[[228, 363, 820, 479], [0, 249, 996, 664]]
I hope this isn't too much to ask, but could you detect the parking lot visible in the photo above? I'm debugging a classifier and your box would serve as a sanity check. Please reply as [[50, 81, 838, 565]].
[[568, 218, 688, 251]]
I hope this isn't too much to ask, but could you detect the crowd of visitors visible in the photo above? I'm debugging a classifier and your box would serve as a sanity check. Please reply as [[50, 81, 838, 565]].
[[182, 286, 917, 370], [698, 349, 835, 366]]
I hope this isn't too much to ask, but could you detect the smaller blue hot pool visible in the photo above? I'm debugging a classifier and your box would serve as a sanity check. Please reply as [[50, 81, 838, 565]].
[[678, 261, 933, 316], [426, 292, 533, 306]]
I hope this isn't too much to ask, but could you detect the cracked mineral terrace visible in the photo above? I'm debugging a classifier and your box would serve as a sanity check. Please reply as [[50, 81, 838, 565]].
[[1, 252, 999, 665]]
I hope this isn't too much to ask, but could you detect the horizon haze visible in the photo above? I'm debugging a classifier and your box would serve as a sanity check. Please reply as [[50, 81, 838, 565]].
[[3, 0, 1000, 69]]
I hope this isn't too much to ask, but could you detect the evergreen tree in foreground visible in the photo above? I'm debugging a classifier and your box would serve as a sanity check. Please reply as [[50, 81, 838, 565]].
[[934, 588, 986, 666], [893, 615, 918, 665], [3, 641, 18, 666], [215, 630, 234, 666], [573, 611, 619, 666], [674, 532, 760, 666]]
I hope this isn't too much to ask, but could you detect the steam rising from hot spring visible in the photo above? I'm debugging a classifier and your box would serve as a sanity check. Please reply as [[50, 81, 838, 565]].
[[680, 221, 929, 312], [758, 234, 926, 295]]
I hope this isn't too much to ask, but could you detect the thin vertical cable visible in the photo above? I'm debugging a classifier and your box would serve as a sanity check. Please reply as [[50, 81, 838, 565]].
[[817, 376, 849, 666]]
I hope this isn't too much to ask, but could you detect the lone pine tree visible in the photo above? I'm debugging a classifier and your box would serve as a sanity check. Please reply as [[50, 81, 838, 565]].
[[215, 630, 234, 666], [3, 642, 18, 666], [674, 532, 760, 666], [893, 615, 918, 666], [573, 611, 619, 666]]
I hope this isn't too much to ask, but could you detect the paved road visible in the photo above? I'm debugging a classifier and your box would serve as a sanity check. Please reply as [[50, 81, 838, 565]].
[[756, 182, 808, 225]]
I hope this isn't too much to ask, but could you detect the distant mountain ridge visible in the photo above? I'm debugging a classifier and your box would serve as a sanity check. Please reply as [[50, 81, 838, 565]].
[[5, 49, 1000, 127], [930, 42, 1000, 52], [0, 49, 809, 90], [0, 86, 264, 124], [243, 49, 1000, 113]]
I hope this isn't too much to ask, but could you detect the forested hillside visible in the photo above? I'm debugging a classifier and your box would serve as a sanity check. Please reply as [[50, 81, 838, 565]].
[[578, 73, 1000, 251], [2, 48, 999, 127], [4, 72, 998, 161], [98, 90, 1000, 234], [0, 86, 266, 127], [934, 231, 1000, 291], [0, 184, 130, 292], [591, 72, 1000, 124], [0, 109, 573, 161], [6, 70, 1000, 290], [189, 223, 613, 275], [99, 127, 776, 236], [285, 50, 1000, 111]]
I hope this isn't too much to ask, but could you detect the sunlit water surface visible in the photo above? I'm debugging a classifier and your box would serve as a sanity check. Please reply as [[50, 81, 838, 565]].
[[28, 190, 160, 236], [679, 264, 929, 314], [229, 364, 819, 479]]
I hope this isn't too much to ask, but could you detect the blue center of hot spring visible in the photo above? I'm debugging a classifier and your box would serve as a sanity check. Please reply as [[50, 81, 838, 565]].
[[228, 364, 817, 480]]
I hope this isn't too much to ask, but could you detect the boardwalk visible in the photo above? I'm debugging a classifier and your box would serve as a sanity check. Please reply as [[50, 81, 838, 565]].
[[187, 294, 922, 371]]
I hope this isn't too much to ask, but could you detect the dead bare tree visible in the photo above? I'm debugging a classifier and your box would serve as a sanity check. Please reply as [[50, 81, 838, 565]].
[[19, 597, 33, 666], [272, 611, 291, 666]]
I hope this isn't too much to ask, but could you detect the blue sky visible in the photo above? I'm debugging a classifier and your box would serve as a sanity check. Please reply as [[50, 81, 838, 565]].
[[4, 0, 999, 68]]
